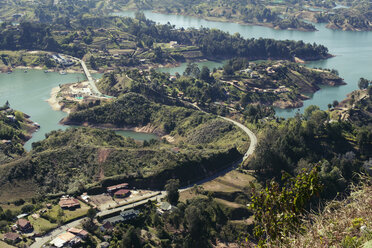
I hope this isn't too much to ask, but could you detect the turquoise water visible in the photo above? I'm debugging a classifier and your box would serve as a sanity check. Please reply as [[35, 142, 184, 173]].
[[115, 130, 158, 140], [0, 70, 78, 150], [115, 10, 372, 118], [0, 70, 156, 151]]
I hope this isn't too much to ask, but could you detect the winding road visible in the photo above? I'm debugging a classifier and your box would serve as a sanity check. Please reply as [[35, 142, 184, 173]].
[[30, 55, 258, 247], [30, 114, 257, 248]]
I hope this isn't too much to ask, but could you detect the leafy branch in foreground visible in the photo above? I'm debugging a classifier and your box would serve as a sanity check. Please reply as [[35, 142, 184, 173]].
[[249, 166, 322, 247]]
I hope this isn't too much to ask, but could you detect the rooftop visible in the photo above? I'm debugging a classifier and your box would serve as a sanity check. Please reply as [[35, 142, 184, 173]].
[[114, 189, 130, 196], [107, 183, 128, 192], [4, 232, 20, 241]]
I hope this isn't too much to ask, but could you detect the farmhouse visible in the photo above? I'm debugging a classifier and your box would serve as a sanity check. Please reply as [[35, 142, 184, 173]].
[[3, 232, 21, 244], [59, 197, 80, 209], [16, 218, 33, 232]]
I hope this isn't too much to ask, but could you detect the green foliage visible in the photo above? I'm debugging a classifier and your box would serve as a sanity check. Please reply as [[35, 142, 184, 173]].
[[249, 167, 322, 246], [165, 179, 180, 205]]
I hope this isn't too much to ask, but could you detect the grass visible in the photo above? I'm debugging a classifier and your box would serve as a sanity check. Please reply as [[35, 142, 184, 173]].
[[180, 170, 255, 202], [284, 176, 372, 248], [0, 180, 38, 204], [201, 170, 255, 193], [28, 216, 58, 234], [0, 240, 16, 248], [46, 200, 90, 223]]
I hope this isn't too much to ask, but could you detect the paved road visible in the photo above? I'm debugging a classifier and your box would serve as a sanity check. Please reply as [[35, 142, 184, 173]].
[[30, 66, 258, 247], [30, 116, 257, 247], [97, 192, 163, 217], [220, 116, 257, 161]]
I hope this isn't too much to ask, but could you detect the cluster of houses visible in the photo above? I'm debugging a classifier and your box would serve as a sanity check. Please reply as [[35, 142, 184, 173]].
[[50, 228, 88, 248], [2, 218, 33, 245], [51, 54, 74, 67]]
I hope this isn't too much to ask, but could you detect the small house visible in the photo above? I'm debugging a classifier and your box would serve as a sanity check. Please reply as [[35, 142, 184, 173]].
[[3, 232, 21, 244], [59, 197, 80, 209], [6, 115, 16, 122], [67, 228, 89, 239], [121, 209, 140, 221], [50, 232, 79, 248], [157, 202, 177, 215], [100, 221, 114, 233], [114, 189, 130, 198], [16, 218, 33, 232]]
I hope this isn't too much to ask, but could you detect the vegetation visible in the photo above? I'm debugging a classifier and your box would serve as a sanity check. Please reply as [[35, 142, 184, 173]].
[[95, 60, 344, 116], [117, 0, 317, 31], [285, 176, 372, 248], [0, 103, 36, 163], [249, 167, 322, 246], [0, 94, 248, 197]]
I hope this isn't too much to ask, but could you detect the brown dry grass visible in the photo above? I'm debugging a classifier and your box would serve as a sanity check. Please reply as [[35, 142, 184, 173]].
[[283, 176, 372, 248], [179, 170, 255, 202]]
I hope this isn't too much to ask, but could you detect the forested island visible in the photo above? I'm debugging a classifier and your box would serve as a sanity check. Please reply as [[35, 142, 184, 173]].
[[0, 15, 331, 74]]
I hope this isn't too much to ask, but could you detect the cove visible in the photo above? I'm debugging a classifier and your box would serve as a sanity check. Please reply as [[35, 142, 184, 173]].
[[0, 69, 157, 151], [115, 10, 372, 118]]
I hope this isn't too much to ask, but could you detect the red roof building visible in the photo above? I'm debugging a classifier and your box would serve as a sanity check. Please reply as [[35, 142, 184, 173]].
[[59, 198, 80, 209], [16, 218, 32, 232], [107, 183, 128, 193], [114, 189, 130, 198], [67, 228, 89, 238], [3, 232, 21, 243]]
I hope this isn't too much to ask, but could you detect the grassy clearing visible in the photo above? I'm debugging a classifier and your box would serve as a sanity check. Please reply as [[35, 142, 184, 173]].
[[180, 170, 255, 203], [0, 180, 37, 204], [28, 216, 58, 234], [202, 170, 255, 193], [46, 200, 89, 223]]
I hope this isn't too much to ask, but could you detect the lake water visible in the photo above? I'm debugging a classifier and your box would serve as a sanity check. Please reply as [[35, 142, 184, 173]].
[[0, 70, 156, 151], [115, 10, 372, 118], [1, 11, 371, 150]]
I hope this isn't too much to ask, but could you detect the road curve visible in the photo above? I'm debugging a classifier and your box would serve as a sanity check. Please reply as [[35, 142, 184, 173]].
[[220, 116, 257, 162]]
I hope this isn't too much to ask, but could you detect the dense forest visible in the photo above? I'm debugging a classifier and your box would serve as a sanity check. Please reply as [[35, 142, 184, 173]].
[[0, 13, 331, 63]]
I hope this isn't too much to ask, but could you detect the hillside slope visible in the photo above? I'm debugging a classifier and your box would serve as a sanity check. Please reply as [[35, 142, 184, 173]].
[[0, 94, 249, 200]]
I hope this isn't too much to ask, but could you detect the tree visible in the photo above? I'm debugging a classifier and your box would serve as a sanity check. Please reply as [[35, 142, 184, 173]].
[[121, 226, 141, 248], [333, 100, 339, 108], [87, 207, 97, 220], [249, 167, 322, 246], [14, 111, 24, 122], [303, 105, 320, 120], [184, 63, 200, 78], [200, 66, 213, 83], [358, 77, 370, 90], [165, 179, 180, 205], [223, 64, 234, 76]]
